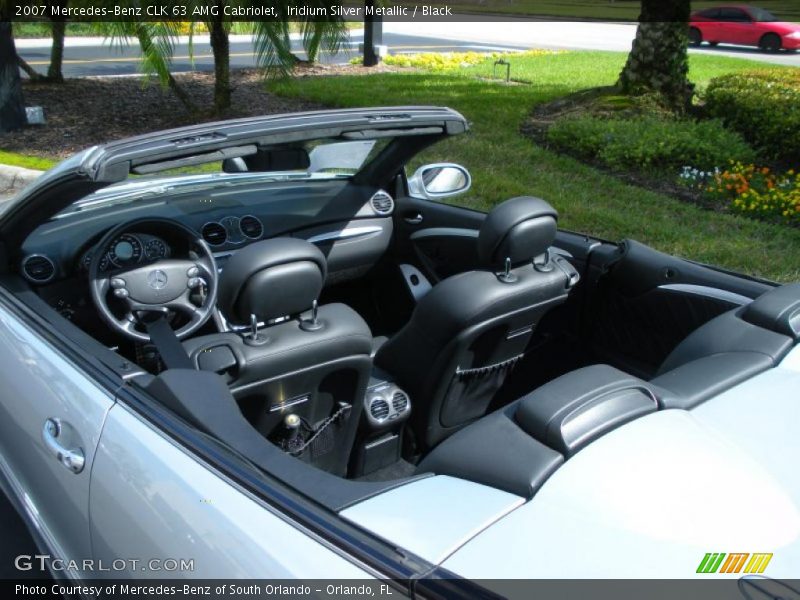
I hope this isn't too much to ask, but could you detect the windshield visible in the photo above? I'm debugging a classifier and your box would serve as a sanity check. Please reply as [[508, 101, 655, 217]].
[[53, 138, 389, 219], [749, 7, 778, 21]]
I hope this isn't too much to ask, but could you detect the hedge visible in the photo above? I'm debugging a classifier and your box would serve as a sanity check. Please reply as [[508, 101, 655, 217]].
[[546, 114, 756, 174], [704, 69, 800, 164]]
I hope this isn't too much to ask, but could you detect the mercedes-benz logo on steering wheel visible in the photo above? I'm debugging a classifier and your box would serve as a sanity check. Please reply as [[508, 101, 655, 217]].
[[147, 269, 168, 290]]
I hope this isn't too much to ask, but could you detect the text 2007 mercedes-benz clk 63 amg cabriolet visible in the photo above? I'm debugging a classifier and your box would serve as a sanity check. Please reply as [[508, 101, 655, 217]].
[[0, 107, 798, 591]]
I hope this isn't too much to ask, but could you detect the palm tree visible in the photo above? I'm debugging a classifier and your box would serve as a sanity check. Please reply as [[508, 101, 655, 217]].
[[618, 0, 694, 111], [97, 0, 347, 115], [47, 1, 68, 82], [0, 21, 27, 132], [207, 1, 348, 112], [94, 19, 198, 113]]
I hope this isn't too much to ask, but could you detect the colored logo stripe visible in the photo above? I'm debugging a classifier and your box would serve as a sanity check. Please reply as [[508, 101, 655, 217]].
[[697, 553, 726, 573], [720, 553, 749, 573], [696, 552, 773, 574], [744, 553, 773, 574]]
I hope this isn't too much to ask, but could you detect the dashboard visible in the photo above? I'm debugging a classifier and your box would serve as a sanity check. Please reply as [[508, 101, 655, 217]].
[[18, 177, 396, 331]]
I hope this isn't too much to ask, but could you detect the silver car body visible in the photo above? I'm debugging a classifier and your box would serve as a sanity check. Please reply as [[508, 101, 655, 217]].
[[1, 108, 798, 586]]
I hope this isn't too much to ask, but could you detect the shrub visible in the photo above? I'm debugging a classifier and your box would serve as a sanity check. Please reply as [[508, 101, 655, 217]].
[[704, 69, 800, 163], [350, 49, 560, 71], [546, 115, 756, 174]]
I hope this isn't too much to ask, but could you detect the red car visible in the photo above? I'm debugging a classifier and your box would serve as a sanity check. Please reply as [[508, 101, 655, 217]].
[[689, 5, 800, 52]]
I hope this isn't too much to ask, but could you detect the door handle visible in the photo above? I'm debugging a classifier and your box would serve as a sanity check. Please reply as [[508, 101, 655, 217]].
[[404, 212, 424, 225], [42, 418, 85, 474]]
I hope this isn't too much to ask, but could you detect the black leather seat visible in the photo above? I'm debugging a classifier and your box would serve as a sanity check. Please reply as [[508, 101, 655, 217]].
[[650, 283, 798, 409], [183, 237, 373, 476], [375, 196, 580, 450]]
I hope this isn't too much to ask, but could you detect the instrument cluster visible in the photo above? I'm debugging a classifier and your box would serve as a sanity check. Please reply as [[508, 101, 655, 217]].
[[80, 233, 170, 273]]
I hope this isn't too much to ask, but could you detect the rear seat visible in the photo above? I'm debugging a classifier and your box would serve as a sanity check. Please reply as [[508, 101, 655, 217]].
[[417, 364, 658, 498], [418, 284, 800, 498], [651, 283, 799, 409]]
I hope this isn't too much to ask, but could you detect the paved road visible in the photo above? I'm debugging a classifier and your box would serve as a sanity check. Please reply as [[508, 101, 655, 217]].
[[16, 31, 531, 78], [15, 20, 799, 78]]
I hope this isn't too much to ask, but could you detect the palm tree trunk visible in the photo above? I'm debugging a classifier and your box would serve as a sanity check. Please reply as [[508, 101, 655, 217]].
[[17, 55, 44, 81], [0, 22, 27, 133], [618, 0, 694, 111], [47, 16, 66, 82], [208, 13, 230, 114]]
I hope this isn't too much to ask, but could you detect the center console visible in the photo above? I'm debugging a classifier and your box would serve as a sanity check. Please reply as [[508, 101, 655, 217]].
[[351, 367, 412, 478]]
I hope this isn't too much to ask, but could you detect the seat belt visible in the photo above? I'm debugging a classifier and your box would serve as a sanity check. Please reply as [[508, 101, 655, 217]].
[[144, 315, 194, 370]]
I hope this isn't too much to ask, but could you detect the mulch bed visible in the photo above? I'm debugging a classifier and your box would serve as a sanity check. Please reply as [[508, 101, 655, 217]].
[[1, 63, 410, 159]]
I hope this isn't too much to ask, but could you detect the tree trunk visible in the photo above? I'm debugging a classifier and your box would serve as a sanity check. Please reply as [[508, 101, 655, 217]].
[[208, 12, 230, 114], [0, 21, 27, 133], [17, 55, 44, 80], [47, 14, 67, 82], [618, 0, 693, 111]]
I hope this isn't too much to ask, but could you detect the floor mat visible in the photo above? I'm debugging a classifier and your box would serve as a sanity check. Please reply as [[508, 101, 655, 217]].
[[356, 459, 416, 482]]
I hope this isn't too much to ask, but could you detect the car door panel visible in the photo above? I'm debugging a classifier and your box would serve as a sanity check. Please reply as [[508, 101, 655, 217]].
[[392, 196, 485, 282], [89, 403, 376, 578], [0, 300, 113, 563], [718, 8, 759, 44], [584, 239, 773, 378]]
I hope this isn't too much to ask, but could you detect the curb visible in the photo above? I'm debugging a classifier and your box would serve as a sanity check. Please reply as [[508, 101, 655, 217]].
[[0, 164, 43, 203]]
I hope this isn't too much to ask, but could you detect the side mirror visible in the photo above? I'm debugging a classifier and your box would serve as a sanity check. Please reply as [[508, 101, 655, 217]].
[[408, 163, 472, 200]]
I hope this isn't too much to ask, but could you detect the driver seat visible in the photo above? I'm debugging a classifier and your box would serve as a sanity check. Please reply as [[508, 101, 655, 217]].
[[182, 238, 373, 476], [374, 196, 580, 450]]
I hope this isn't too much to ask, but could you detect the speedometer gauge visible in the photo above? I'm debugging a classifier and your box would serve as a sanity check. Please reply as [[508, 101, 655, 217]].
[[108, 234, 143, 267], [144, 238, 168, 260]]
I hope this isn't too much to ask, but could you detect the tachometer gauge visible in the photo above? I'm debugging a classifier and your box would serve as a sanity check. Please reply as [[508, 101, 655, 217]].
[[108, 234, 143, 268], [144, 238, 168, 261]]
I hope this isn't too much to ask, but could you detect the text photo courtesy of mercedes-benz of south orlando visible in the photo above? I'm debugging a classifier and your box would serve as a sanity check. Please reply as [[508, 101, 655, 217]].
[[1, 0, 800, 598]]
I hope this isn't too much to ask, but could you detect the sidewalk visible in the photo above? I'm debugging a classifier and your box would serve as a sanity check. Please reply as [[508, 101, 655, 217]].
[[0, 164, 42, 204]]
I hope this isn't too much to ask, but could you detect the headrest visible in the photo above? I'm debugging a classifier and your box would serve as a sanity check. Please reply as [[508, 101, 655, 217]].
[[477, 196, 558, 267], [218, 238, 327, 324]]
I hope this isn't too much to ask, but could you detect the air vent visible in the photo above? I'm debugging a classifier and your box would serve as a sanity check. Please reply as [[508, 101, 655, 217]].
[[22, 255, 55, 283], [369, 397, 390, 421], [239, 215, 263, 239], [392, 391, 409, 413], [201, 222, 227, 246], [370, 191, 394, 215]]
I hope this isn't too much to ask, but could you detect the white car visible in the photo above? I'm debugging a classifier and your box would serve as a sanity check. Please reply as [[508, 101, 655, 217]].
[[1, 107, 798, 592]]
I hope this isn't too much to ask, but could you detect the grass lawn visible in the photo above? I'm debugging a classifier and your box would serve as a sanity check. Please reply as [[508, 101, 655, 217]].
[[0, 151, 56, 171], [273, 51, 800, 282]]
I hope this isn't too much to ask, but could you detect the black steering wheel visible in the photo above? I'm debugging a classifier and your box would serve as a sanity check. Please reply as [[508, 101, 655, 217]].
[[89, 218, 218, 343]]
